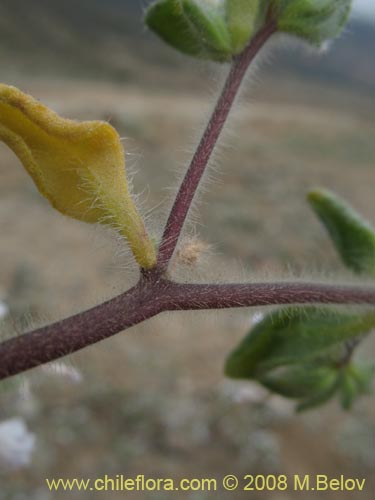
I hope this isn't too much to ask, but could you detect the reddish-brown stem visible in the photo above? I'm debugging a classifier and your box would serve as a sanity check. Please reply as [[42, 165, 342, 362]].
[[157, 21, 277, 271], [1, 278, 375, 380]]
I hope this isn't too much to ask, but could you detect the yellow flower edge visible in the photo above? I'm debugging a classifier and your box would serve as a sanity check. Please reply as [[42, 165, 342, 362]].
[[0, 83, 156, 269]]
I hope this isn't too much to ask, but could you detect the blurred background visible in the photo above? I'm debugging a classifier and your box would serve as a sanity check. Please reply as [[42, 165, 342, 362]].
[[0, 1, 374, 499]]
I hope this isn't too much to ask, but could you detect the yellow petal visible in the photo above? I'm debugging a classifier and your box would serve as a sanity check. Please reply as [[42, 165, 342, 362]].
[[0, 84, 156, 269]]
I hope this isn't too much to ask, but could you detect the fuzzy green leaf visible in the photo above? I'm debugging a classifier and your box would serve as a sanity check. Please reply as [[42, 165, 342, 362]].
[[246, 356, 374, 411], [273, 0, 352, 46], [308, 189, 375, 275], [259, 363, 338, 399], [297, 376, 341, 411], [225, 306, 375, 379]]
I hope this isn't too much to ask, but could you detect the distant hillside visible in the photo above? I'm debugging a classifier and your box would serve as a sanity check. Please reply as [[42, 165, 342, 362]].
[[0, 0, 146, 80], [0, 0, 373, 92]]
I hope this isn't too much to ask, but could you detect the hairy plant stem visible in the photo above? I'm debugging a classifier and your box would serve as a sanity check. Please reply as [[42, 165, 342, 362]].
[[1, 19, 375, 382], [1, 276, 375, 380], [157, 20, 277, 271]]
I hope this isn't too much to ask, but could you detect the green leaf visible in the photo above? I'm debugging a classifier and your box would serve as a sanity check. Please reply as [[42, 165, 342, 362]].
[[225, 306, 375, 379], [297, 375, 341, 411], [225, 0, 267, 53], [273, 0, 352, 46], [145, 0, 232, 62], [339, 368, 358, 410], [145, 0, 206, 57], [259, 363, 338, 399], [260, 363, 346, 412], [351, 362, 375, 394], [182, 0, 232, 55], [339, 363, 375, 410], [308, 188, 375, 275]]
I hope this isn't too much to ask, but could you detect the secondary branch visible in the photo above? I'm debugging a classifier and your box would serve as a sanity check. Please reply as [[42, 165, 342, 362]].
[[157, 21, 277, 271]]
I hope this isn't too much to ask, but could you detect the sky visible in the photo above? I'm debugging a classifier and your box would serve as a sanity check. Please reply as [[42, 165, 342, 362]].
[[353, 0, 375, 18]]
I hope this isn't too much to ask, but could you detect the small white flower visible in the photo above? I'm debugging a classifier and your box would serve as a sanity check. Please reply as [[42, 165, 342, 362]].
[[0, 418, 35, 469]]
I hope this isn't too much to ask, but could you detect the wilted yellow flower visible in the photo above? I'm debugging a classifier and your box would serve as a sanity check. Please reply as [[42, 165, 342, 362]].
[[0, 84, 156, 269]]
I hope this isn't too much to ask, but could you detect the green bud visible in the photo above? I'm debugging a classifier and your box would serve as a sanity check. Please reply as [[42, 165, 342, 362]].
[[308, 188, 375, 275], [146, 0, 352, 61], [182, 0, 232, 56], [273, 0, 352, 46], [146, 0, 273, 62], [145, 0, 206, 58], [259, 364, 338, 399], [297, 375, 340, 411], [145, 0, 233, 62], [225, 0, 268, 53]]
